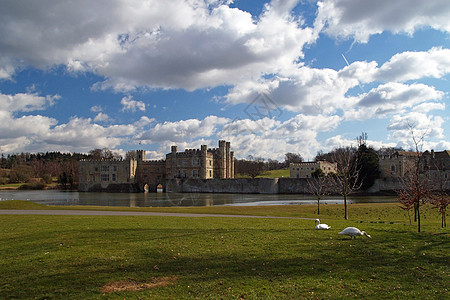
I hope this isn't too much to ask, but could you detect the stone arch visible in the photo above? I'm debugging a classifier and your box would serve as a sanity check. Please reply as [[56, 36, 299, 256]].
[[143, 184, 149, 193], [156, 183, 164, 192]]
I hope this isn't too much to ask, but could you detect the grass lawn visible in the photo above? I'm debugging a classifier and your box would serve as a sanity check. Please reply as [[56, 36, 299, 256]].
[[0, 183, 23, 190], [235, 168, 290, 179], [257, 168, 290, 178], [0, 201, 448, 299]]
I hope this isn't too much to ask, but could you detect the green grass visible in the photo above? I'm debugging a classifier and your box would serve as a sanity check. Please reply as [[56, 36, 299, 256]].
[[257, 168, 290, 178], [0, 203, 448, 299], [0, 200, 443, 225], [0, 200, 49, 209], [0, 183, 23, 190], [235, 168, 290, 178]]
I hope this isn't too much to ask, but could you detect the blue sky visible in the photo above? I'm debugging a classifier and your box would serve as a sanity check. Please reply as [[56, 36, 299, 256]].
[[1, 0, 449, 161]]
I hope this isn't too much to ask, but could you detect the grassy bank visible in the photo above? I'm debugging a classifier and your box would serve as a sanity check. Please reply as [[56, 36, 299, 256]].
[[0, 199, 444, 226], [0, 202, 448, 299]]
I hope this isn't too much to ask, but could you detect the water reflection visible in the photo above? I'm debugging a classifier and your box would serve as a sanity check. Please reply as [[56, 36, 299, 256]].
[[0, 190, 398, 207]]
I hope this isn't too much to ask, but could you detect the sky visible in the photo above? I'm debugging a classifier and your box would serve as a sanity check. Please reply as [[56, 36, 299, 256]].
[[1, 0, 449, 161]]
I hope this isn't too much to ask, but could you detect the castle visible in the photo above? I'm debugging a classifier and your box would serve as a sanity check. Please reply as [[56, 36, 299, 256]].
[[289, 161, 337, 178], [378, 150, 450, 180], [78, 140, 234, 192]]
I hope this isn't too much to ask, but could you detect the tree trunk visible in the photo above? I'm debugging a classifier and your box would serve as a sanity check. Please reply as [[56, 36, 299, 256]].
[[417, 199, 421, 232], [344, 195, 348, 220], [443, 208, 446, 228]]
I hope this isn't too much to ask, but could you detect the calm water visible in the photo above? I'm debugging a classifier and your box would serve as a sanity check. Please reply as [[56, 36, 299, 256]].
[[0, 190, 397, 207]]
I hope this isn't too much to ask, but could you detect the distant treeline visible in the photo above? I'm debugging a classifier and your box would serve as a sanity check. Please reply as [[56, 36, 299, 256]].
[[0, 151, 91, 188]]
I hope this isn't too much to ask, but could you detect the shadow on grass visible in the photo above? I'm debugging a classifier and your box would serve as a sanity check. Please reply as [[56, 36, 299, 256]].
[[1, 223, 448, 299]]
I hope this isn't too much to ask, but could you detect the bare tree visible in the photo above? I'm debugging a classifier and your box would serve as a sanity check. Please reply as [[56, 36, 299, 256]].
[[398, 124, 432, 232], [430, 174, 449, 228], [89, 148, 121, 160], [126, 150, 137, 160], [429, 161, 449, 228], [307, 169, 331, 215], [284, 152, 303, 166], [330, 147, 362, 220], [234, 156, 266, 178]]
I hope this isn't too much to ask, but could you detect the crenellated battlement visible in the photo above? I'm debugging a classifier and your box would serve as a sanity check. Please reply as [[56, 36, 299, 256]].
[[79, 140, 234, 192]]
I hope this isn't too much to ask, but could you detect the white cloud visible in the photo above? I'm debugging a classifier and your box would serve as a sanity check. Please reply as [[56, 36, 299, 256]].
[[0, 91, 148, 153], [0, 1, 448, 156], [225, 65, 358, 113], [226, 48, 450, 123], [315, 0, 450, 42], [0, 0, 314, 92], [344, 83, 444, 120], [0, 92, 59, 112], [90, 105, 103, 113], [138, 115, 230, 143], [120, 96, 146, 112], [93, 112, 111, 123], [412, 102, 445, 113], [375, 47, 450, 82], [218, 114, 341, 160], [387, 112, 445, 150]]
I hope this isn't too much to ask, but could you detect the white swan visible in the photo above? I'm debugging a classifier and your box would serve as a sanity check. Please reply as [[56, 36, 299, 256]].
[[339, 227, 372, 239], [315, 219, 330, 230]]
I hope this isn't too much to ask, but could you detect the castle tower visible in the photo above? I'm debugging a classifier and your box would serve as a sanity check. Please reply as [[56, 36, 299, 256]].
[[136, 150, 146, 161], [170, 146, 178, 178], [201, 145, 208, 179], [226, 141, 231, 178], [218, 140, 226, 179]]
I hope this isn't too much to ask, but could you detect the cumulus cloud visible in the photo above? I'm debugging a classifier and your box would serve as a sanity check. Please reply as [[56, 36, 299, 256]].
[[0, 0, 314, 92], [217, 114, 342, 160], [344, 83, 444, 120], [374, 47, 450, 82], [0, 1, 448, 156], [93, 112, 111, 123], [225, 65, 358, 113], [315, 0, 450, 42], [0, 91, 147, 153], [226, 47, 450, 123], [387, 112, 445, 149], [0, 92, 60, 112], [120, 96, 146, 112], [137, 116, 230, 143]]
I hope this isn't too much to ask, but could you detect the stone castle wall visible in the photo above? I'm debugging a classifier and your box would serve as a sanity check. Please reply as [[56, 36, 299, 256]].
[[165, 177, 408, 194]]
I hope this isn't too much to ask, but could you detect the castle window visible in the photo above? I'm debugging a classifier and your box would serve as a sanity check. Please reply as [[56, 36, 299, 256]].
[[209, 170, 212, 177], [113, 166, 117, 172], [112, 174, 116, 181], [209, 160, 212, 166], [192, 169, 199, 177], [101, 165, 109, 172], [193, 159, 199, 166], [101, 174, 109, 181]]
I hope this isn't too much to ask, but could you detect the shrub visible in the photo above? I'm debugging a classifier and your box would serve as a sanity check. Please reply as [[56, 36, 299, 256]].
[[18, 182, 46, 190], [41, 174, 53, 184]]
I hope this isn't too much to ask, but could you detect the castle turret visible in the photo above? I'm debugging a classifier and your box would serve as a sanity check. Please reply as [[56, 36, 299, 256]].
[[136, 150, 146, 161], [170, 146, 178, 178], [218, 140, 226, 178], [201, 145, 208, 179]]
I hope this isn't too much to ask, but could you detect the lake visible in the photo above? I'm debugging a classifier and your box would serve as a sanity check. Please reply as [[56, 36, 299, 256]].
[[0, 190, 398, 207]]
